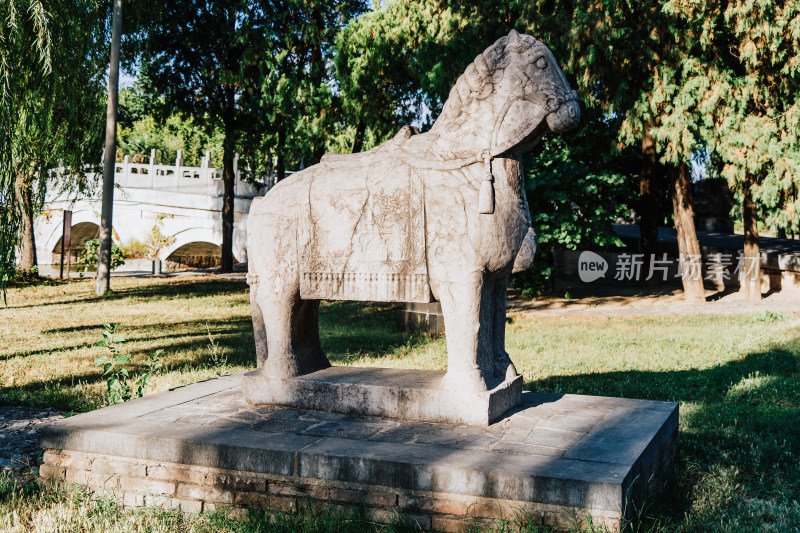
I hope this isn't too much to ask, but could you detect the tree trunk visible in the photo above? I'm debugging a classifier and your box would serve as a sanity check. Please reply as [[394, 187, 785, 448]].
[[672, 163, 705, 302], [352, 119, 366, 153], [741, 176, 761, 301], [639, 129, 662, 286], [276, 125, 286, 182], [96, 0, 122, 296], [220, 112, 235, 274], [14, 173, 37, 273]]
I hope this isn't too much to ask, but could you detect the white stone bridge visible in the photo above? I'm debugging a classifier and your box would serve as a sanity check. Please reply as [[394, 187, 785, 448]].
[[35, 151, 282, 271]]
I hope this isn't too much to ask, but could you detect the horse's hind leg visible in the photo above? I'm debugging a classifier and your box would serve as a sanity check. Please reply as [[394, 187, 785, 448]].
[[293, 299, 330, 373], [249, 277, 268, 368], [436, 273, 490, 393], [257, 289, 302, 378]]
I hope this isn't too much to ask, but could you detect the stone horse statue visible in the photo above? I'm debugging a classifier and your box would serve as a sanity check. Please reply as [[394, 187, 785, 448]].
[[246, 30, 579, 394]]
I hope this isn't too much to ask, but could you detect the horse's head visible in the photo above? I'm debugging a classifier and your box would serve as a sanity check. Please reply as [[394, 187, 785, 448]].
[[432, 30, 580, 157], [500, 30, 580, 138]]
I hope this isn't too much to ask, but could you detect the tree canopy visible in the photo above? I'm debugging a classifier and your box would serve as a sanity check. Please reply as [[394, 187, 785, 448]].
[[132, 0, 367, 270], [649, 0, 800, 234], [3, 0, 797, 296], [333, 0, 520, 148], [250, 0, 367, 172], [118, 84, 224, 168]]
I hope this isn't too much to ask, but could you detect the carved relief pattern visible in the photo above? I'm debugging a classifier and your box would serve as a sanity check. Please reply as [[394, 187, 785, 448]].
[[299, 155, 429, 303]]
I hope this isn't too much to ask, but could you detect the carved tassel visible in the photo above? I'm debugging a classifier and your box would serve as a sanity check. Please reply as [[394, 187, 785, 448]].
[[478, 152, 494, 214]]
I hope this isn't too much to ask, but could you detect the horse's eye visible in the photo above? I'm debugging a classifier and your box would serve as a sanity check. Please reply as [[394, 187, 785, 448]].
[[535, 57, 548, 69]]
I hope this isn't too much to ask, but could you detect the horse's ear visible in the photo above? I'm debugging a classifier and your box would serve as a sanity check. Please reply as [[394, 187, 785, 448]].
[[507, 29, 521, 46]]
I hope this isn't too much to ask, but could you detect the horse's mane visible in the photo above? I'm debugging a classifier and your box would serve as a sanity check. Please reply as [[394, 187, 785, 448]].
[[432, 31, 538, 131]]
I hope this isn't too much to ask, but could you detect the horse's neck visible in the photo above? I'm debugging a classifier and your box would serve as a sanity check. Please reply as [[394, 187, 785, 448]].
[[428, 97, 499, 156], [458, 151, 523, 195]]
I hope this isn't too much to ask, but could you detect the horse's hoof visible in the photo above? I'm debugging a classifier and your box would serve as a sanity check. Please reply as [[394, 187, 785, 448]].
[[493, 355, 518, 381], [262, 357, 300, 379], [441, 369, 488, 393], [504, 362, 518, 381]]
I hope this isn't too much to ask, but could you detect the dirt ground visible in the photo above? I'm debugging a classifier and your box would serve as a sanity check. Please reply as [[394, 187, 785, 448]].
[[0, 406, 64, 479], [508, 285, 800, 317]]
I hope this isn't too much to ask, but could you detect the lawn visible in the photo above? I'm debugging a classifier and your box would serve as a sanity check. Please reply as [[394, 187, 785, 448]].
[[1, 276, 799, 531]]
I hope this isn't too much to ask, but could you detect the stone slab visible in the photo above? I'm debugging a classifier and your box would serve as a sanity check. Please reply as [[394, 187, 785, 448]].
[[40, 375, 678, 530], [242, 367, 523, 426]]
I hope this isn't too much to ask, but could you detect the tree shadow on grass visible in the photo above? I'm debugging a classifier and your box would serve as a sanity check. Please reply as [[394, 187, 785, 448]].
[[4, 275, 69, 290], [318, 301, 435, 362], [3, 318, 255, 362], [10, 280, 434, 363], [27, 301, 422, 364], [527, 345, 798, 402], [527, 336, 800, 528], [7, 278, 248, 309], [0, 315, 259, 411], [1, 301, 432, 412]]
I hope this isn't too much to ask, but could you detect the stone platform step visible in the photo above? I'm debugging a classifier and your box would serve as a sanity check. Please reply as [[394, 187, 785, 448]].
[[242, 366, 523, 426], [39, 372, 678, 531]]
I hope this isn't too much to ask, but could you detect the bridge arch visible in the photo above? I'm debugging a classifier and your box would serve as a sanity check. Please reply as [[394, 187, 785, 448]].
[[41, 209, 106, 264], [51, 222, 100, 253], [42, 209, 101, 255], [160, 227, 241, 269]]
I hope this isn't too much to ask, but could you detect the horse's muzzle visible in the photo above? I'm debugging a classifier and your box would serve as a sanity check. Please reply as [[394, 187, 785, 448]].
[[546, 99, 580, 134]]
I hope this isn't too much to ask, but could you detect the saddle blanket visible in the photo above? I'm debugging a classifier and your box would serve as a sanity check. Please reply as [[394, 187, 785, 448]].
[[298, 152, 432, 303]]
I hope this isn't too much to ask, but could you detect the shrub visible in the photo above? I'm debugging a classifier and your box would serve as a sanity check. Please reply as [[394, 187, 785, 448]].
[[120, 239, 150, 260], [78, 239, 126, 271]]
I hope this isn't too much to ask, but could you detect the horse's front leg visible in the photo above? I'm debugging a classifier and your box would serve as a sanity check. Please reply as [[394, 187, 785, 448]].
[[435, 272, 489, 393], [488, 275, 518, 380]]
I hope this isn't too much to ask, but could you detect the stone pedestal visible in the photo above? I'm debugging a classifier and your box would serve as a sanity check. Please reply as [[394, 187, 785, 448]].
[[242, 367, 523, 426], [40, 373, 678, 532], [395, 302, 444, 335]]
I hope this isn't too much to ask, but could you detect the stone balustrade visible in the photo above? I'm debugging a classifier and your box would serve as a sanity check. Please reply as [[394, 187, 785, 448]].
[[115, 150, 275, 198], [113, 149, 276, 198], [46, 149, 287, 202], [36, 149, 293, 266]]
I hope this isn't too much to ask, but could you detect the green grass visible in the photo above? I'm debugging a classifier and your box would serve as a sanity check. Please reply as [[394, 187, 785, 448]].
[[1, 276, 799, 531]]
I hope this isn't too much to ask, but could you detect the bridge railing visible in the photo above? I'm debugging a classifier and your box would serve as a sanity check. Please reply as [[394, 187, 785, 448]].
[[47, 149, 291, 201], [113, 149, 282, 198]]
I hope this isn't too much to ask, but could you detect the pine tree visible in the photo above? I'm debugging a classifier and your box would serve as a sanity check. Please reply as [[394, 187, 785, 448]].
[[648, 0, 800, 300], [255, 0, 367, 175], [134, 1, 366, 273]]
